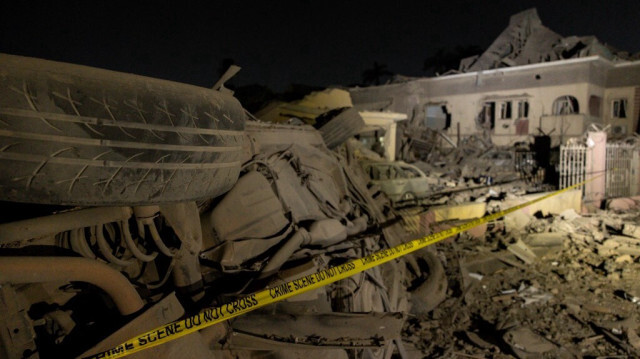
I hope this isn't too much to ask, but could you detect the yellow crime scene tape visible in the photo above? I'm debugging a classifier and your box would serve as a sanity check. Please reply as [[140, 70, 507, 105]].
[[85, 176, 600, 359]]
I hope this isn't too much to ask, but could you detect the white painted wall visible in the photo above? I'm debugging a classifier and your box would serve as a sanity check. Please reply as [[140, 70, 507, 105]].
[[359, 111, 407, 161], [425, 82, 595, 146], [604, 86, 637, 135]]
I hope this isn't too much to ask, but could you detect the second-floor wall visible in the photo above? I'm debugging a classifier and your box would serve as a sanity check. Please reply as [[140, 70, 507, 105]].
[[350, 57, 639, 147]]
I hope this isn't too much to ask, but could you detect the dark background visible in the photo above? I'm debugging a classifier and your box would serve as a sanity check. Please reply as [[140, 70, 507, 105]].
[[2, 1, 639, 93]]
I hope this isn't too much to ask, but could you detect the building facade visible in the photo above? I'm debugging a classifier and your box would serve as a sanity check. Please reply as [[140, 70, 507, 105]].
[[350, 56, 640, 147]]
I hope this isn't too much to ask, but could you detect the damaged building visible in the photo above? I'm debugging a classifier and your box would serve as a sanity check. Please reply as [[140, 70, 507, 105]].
[[350, 9, 640, 149], [0, 6, 640, 359]]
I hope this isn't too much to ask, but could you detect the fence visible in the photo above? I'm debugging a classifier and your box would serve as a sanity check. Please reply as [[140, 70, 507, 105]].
[[560, 140, 640, 198], [559, 143, 587, 194], [515, 150, 545, 185], [606, 143, 635, 197]]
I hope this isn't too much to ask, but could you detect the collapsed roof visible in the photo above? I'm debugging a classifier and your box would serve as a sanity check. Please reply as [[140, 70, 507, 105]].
[[460, 8, 639, 73]]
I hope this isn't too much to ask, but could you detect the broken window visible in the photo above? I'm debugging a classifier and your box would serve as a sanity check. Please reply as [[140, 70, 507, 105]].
[[589, 95, 602, 117], [357, 129, 386, 157], [366, 165, 377, 180], [478, 102, 496, 130], [401, 166, 422, 179], [500, 101, 512, 119], [389, 166, 404, 179], [425, 104, 451, 130], [552, 95, 579, 115], [374, 165, 403, 180], [517, 100, 529, 118], [612, 98, 627, 118]]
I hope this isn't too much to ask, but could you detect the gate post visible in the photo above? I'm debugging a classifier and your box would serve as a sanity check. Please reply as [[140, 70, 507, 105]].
[[584, 131, 607, 208], [633, 147, 640, 196]]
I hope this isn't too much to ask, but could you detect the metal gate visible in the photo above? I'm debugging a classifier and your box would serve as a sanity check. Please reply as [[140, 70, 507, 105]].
[[605, 143, 635, 197], [560, 140, 639, 198], [515, 150, 544, 185], [559, 143, 587, 193]]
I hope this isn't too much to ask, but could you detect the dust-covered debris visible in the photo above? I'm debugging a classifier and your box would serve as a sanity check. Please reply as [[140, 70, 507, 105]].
[[401, 193, 640, 359]]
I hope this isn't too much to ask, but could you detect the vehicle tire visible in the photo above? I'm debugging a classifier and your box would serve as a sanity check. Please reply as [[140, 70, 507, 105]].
[[0, 54, 245, 205], [410, 250, 447, 315]]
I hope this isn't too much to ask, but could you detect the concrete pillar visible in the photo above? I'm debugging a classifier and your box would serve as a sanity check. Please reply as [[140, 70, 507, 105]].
[[384, 123, 397, 161], [584, 131, 606, 207], [632, 148, 640, 196]]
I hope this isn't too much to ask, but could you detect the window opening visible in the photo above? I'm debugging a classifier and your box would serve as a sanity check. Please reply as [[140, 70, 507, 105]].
[[553, 96, 579, 115], [612, 98, 627, 118]]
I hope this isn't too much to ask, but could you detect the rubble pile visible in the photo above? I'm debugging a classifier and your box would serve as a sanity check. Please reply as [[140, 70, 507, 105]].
[[1, 48, 639, 359], [461, 8, 639, 73], [402, 196, 640, 358], [409, 136, 522, 191]]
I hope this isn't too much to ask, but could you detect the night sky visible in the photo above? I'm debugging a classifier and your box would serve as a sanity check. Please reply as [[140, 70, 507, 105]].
[[1, 1, 639, 92]]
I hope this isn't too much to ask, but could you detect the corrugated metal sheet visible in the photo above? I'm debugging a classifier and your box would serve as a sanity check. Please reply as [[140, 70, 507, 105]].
[[318, 108, 365, 149]]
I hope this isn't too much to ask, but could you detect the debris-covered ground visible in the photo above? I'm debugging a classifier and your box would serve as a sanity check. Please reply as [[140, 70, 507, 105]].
[[401, 196, 640, 359], [1, 52, 639, 359]]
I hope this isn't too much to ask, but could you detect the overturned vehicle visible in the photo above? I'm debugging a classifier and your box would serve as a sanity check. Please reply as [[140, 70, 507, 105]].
[[0, 55, 446, 359]]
